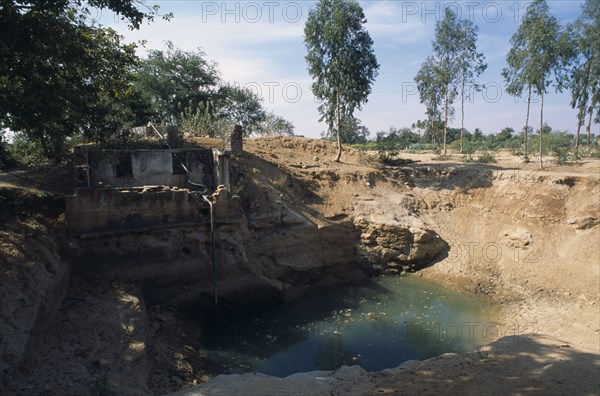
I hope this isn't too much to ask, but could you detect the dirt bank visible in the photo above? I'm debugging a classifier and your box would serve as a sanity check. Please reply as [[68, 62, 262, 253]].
[[1, 137, 599, 395], [177, 137, 600, 395]]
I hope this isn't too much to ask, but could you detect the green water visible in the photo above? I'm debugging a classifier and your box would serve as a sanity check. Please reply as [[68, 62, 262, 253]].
[[199, 275, 497, 377]]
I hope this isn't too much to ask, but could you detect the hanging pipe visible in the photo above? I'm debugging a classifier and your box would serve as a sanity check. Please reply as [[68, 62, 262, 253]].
[[202, 194, 218, 305]]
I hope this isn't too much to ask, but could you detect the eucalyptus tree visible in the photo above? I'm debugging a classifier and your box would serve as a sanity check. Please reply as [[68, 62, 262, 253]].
[[414, 57, 443, 146], [304, 0, 379, 162], [432, 8, 463, 155], [456, 19, 487, 153], [502, 0, 563, 168], [567, 0, 600, 157]]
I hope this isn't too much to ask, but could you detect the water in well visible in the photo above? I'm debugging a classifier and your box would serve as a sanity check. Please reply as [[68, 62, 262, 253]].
[[199, 275, 497, 377]]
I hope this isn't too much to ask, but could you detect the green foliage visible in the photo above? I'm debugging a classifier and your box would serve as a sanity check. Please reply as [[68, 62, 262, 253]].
[[476, 152, 497, 164], [304, 0, 379, 161], [375, 127, 420, 150], [7, 132, 47, 166], [416, 9, 485, 155], [180, 101, 215, 137], [214, 84, 266, 135], [261, 112, 295, 136], [583, 146, 600, 159], [415, 56, 442, 144], [566, 0, 600, 145], [135, 42, 219, 126], [527, 129, 575, 162], [503, 0, 564, 97], [461, 151, 496, 164], [546, 130, 575, 164], [502, 0, 566, 165], [456, 16, 487, 153], [414, 59, 443, 145], [431, 8, 462, 153], [451, 140, 475, 154], [321, 116, 369, 144], [0, 2, 152, 163], [0, 133, 17, 168], [135, 43, 291, 138]]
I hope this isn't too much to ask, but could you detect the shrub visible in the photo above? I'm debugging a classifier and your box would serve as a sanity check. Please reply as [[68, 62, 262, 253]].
[[476, 152, 497, 164]]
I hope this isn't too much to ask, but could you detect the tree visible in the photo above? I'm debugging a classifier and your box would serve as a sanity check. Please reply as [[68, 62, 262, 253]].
[[566, 0, 600, 157], [415, 57, 443, 147], [376, 127, 420, 150], [214, 84, 266, 135], [497, 127, 515, 143], [135, 42, 220, 126], [0, 1, 170, 162], [432, 8, 463, 155], [321, 116, 369, 144], [260, 112, 295, 136], [456, 18, 487, 153], [1, 13, 144, 162], [502, 0, 564, 168], [304, 0, 379, 162]]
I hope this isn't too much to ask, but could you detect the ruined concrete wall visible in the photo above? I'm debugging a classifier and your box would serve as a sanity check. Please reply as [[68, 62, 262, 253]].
[[131, 151, 182, 186], [66, 187, 204, 236], [85, 149, 214, 189], [68, 193, 279, 306]]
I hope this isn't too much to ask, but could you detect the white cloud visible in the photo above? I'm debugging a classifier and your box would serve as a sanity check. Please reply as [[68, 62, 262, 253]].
[[363, 1, 431, 44]]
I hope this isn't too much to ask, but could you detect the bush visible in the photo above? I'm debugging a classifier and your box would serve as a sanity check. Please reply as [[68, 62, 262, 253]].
[[582, 146, 600, 159], [7, 132, 47, 166], [476, 151, 497, 164], [552, 147, 573, 165], [378, 151, 414, 166], [0, 138, 18, 168]]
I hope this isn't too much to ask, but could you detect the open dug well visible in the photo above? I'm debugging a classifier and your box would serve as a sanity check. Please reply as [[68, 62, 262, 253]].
[[1, 136, 599, 395]]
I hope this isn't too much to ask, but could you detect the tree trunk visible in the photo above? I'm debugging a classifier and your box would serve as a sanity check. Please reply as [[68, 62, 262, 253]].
[[443, 88, 448, 155], [334, 92, 342, 162], [460, 78, 465, 154], [575, 105, 584, 159], [523, 85, 531, 162], [539, 92, 544, 170], [586, 106, 593, 147], [430, 117, 435, 145]]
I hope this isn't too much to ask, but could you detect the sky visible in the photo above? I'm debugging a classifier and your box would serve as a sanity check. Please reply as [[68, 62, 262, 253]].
[[98, 0, 593, 139]]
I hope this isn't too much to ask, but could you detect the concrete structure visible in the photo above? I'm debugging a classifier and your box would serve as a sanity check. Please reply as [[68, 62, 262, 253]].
[[68, 144, 241, 236], [225, 125, 243, 156], [73, 148, 215, 189]]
